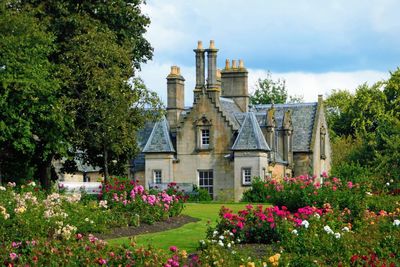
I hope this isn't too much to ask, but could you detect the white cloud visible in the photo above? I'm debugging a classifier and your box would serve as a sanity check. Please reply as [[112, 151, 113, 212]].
[[138, 62, 195, 107], [139, 62, 389, 106], [249, 69, 389, 102]]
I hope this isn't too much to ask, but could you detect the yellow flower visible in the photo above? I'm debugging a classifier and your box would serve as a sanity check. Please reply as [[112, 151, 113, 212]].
[[181, 250, 188, 259], [15, 206, 26, 214], [247, 262, 255, 267], [269, 253, 281, 264]]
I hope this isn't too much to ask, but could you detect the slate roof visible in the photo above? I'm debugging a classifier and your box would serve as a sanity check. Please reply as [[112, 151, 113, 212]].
[[143, 116, 175, 153], [219, 97, 241, 130], [232, 112, 271, 151], [249, 103, 318, 152], [132, 121, 155, 172]]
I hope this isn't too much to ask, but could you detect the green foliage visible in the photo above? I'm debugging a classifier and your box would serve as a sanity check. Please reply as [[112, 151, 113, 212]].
[[0, 4, 71, 184], [242, 175, 367, 219], [0, 177, 186, 243], [250, 72, 303, 105], [366, 194, 400, 213], [187, 185, 212, 202], [209, 187, 400, 266], [1, 0, 162, 185], [325, 70, 400, 192], [324, 89, 354, 137]]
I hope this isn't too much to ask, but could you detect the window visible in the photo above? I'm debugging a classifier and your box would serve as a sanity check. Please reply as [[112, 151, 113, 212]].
[[198, 170, 213, 198], [153, 170, 162, 184], [242, 168, 252, 185], [320, 125, 327, 160], [201, 129, 210, 146], [195, 115, 212, 150]]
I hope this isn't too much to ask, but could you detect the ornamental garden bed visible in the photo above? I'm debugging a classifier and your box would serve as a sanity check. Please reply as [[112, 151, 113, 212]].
[[0, 175, 399, 266]]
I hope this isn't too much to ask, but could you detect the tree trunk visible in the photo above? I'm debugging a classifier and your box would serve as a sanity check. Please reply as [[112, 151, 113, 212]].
[[37, 157, 52, 190], [103, 147, 109, 184]]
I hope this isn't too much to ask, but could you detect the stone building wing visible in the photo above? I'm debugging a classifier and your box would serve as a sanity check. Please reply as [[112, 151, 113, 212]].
[[232, 112, 271, 151], [249, 103, 317, 152], [142, 116, 175, 153]]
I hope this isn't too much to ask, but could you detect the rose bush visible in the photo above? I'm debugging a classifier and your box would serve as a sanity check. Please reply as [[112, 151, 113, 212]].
[[242, 174, 368, 219], [205, 202, 399, 265], [0, 178, 186, 243]]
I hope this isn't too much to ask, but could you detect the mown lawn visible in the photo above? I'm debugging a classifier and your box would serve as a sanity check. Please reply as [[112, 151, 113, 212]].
[[108, 203, 256, 252]]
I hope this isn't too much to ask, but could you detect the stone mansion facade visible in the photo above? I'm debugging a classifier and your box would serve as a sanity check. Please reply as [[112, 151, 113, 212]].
[[133, 40, 331, 201]]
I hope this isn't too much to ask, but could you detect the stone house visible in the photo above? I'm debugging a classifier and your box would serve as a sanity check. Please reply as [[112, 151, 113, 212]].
[[133, 40, 331, 201]]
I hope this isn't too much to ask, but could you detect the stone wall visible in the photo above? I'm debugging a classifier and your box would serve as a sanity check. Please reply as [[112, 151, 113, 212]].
[[233, 151, 269, 201], [173, 94, 235, 200], [144, 153, 174, 189]]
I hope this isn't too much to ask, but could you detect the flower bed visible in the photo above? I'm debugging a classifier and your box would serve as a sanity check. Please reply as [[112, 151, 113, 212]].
[[242, 174, 369, 218], [0, 235, 200, 266], [202, 203, 399, 265], [0, 178, 185, 243]]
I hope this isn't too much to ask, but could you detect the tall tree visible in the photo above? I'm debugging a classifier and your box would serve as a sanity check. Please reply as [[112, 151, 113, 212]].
[[324, 89, 354, 137], [250, 72, 303, 105], [0, 4, 71, 186], [3, 0, 162, 185]]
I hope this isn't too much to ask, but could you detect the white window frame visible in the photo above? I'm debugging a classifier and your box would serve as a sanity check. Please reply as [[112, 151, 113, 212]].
[[242, 167, 252, 185], [198, 169, 213, 198], [201, 129, 210, 147], [153, 170, 162, 184]]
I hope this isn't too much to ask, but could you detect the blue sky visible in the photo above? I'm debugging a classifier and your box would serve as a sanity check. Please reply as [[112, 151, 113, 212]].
[[139, 0, 400, 106]]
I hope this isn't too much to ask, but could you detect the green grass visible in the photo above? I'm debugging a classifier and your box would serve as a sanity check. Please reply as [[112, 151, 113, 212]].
[[108, 203, 250, 252]]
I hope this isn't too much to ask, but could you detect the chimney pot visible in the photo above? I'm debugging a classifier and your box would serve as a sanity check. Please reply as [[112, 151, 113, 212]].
[[197, 40, 203, 49], [216, 69, 221, 79], [170, 66, 178, 75], [232, 60, 237, 69], [239, 59, 244, 68], [209, 40, 215, 49], [225, 59, 230, 70]]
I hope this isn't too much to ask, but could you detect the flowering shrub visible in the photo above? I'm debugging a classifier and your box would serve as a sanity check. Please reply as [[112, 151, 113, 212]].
[[206, 203, 400, 265], [0, 235, 199, 266], [100, 177, 186, 225], [0, 178, 186, 243], [242, 175, 367, 218]]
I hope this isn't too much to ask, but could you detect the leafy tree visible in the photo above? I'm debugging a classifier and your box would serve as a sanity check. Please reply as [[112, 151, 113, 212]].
[[324, 89, 354, 137], [2, 0, 162, 185], [383, 68, 400, 116], [325, 70, 400, 191], [0, 5, 71, 186], [250, 72, 303, 105]]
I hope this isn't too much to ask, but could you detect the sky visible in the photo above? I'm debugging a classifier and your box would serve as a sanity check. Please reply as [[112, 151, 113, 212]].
[[138, 0, 400, 106]]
